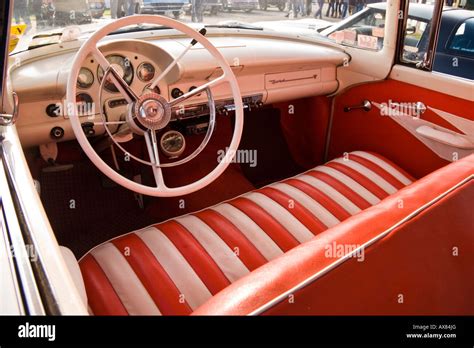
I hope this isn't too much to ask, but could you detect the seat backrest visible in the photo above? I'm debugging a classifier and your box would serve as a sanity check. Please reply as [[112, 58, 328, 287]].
[[193, 154, 474, 315]]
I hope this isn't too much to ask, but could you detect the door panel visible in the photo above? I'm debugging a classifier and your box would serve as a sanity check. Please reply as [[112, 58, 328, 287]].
[[327, 78, 474, 178]]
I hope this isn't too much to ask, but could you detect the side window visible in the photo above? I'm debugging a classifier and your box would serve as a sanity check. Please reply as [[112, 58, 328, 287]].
[[402, 18, 430, 63], [447, 18, 474, 56], [399, 3, 436, 66], [398, 1, 474, 80], [326, 8, 386, 51]]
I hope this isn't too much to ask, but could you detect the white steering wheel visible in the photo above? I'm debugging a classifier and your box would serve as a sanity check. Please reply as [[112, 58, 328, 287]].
[[66, 15, 244, 197]]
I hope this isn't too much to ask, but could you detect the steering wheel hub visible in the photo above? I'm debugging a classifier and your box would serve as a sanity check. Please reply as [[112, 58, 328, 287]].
[[134, 93, 171, 130]]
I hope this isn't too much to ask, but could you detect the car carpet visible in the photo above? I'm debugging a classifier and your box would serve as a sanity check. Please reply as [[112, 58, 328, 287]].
[[236, 107, 304, 187]]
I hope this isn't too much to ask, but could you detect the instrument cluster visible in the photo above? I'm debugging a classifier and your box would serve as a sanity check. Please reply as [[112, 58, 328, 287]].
[[76, 54, 159, 104]]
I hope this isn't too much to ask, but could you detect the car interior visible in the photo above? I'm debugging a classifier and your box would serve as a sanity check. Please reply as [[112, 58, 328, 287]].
[[1, 0, 473, 316]]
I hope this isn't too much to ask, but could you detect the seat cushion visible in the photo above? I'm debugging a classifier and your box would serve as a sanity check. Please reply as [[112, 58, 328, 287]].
[[79, 151, 415, 315]]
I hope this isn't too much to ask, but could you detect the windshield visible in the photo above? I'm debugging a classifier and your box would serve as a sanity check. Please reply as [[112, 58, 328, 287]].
[[10, 0, 353, 53]]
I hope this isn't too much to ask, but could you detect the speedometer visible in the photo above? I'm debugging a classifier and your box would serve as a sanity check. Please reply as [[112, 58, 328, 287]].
[[97, 55, 134, 93]]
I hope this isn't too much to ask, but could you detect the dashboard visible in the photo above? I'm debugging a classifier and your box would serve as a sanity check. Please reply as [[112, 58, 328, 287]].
[[9, 32, 348, 147]]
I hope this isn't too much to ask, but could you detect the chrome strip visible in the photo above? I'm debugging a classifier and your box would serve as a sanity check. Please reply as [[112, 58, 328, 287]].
[[249, 175, 473, 315], [0, 207, 25, 315], [0, 0, 12, 113], [0, 160, 45, 314], [1, 125, 88, 315]]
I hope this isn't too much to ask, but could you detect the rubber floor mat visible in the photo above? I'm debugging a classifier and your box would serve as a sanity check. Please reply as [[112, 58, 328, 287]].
[[237, 107, 303, 187], [40, 161, 155, 258]]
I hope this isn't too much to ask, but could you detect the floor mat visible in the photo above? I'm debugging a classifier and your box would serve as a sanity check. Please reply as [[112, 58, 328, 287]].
[[40, 161, 156, 258], [237, 107, 304, 187]]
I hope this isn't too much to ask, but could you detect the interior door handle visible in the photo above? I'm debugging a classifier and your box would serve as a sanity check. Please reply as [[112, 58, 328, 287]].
[[416, 125, 474, 150], [344, 100, 371, 112]]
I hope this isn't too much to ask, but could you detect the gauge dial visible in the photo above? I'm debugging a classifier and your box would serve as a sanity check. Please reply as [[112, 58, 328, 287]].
[[160, 130, 186, 158], [97, 55, 134, 93], [76, 93, 95, 117], [77, 68, 94, 89], [137, 62, 155, 82]]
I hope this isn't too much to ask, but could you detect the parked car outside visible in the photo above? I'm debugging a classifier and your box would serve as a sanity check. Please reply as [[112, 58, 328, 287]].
[[321, 3, 474, 79], [259, 0, 286, 11], [185, 0, 223, 16], [89, 0, 106, 18], [202, 0, 223, 15], [137, 0, 189, 18], [52, 0, 93, 25], [222, 0, 259, 12]]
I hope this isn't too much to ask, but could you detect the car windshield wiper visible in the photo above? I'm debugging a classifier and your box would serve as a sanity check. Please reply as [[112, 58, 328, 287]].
[[205, 22, 263, 30], [109, 24, 172, 35]]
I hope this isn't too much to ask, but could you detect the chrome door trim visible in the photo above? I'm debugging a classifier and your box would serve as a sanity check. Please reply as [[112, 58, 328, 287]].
[[0, 206, 25, 315], [0, 159, 45, 315]]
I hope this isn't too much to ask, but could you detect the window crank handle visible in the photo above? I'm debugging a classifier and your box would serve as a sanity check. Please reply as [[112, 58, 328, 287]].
[[344, 100, 372, 112]]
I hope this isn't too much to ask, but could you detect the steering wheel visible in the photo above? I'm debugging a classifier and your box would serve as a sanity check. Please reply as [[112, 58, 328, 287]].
[[66, 15, 244, 197]]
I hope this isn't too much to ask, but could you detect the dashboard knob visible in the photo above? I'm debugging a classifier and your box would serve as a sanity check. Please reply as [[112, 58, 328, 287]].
[[171, 88, 184, 99], [217, 106, 229, 116], [81, 122, 96, 137], [46, 104, 61, 117], [50, 127, 64, 139]]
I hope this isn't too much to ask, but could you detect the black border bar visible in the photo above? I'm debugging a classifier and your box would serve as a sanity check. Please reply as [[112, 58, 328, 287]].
[[0, 316, 472, 346]]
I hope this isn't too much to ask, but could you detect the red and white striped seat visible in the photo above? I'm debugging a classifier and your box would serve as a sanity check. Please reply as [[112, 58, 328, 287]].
[[79, 151, 415, 315]]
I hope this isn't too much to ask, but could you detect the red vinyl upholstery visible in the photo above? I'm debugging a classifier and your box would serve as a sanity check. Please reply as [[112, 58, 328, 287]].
[[79, 151, 417, 315], [194, 154, 474, 315]]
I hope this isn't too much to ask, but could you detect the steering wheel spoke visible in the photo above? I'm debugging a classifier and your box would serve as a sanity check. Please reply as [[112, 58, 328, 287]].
[[169, 75, 226, 107], [144, 130, 166, 189], [92, 46, 139, 103]]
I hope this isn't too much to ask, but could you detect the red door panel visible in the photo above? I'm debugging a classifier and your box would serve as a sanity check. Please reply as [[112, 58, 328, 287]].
[[327, 79, 474, 178]]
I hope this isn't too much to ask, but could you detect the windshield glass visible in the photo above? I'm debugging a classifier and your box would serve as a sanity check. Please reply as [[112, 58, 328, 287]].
[[10, 0, 352, 53]]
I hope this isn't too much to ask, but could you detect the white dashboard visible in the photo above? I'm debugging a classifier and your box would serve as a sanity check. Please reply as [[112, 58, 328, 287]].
[[9, 32, 348, 147]]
